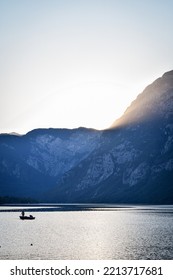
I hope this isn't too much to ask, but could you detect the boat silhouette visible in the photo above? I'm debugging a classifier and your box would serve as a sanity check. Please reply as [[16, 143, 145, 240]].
[[19, 210, 35, 220]]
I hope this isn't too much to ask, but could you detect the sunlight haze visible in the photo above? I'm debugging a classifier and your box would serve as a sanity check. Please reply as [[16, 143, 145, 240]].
[[0, 0, 173, 133]]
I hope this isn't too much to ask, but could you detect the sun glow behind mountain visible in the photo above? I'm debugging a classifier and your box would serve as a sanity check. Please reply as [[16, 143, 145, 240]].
[[1, 0, 173, 134], [9, 82, 141, 134]]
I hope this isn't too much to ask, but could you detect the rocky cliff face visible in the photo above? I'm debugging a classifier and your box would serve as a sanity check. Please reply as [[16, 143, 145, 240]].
[[46, 70, 173, 203], [0, 128, 101, 199], [0, 70, 173, 203]]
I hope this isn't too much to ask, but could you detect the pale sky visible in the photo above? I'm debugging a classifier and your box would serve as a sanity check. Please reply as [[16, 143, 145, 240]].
[[0, 0, 173, 134]]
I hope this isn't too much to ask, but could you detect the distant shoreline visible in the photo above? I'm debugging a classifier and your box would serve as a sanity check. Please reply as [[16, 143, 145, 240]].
[[0, 204, 133, 212], [0, 204, 173, 213]]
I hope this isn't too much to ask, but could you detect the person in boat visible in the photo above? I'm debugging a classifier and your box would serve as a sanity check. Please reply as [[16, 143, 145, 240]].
[[21, 210, 25, 217]]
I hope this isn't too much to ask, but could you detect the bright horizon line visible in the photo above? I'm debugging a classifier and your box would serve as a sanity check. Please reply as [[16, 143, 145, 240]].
[[1, 79, 144, 135], [0, 71, 168, 135], [1, 70, 169, 135], [0, 70, 173, 136], [0, 111, 122, 135]]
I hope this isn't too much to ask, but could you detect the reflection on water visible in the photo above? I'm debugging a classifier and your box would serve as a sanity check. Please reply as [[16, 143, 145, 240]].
[[0, 205, 173, 259]]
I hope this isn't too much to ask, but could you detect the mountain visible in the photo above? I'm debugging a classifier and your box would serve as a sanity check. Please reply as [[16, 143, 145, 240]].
[[46, 70, 173, 203], [0, 128, 101, 200], [112, 70, 173, 127], [0, 70, 173, 203]]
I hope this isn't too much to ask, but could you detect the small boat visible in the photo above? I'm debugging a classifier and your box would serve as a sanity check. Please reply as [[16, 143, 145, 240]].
[[19, 214, 35, 220]]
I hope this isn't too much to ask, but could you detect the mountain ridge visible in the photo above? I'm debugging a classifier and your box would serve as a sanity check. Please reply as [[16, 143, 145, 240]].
[[0, 70, 173, 203], [111, 70, 173, 128]]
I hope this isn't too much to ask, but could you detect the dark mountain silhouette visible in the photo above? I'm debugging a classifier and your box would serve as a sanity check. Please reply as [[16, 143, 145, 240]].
[[0, 70, 173, 203]]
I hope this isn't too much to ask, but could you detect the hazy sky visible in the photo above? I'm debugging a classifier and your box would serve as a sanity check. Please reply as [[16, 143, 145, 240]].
[[1, 0, 173, 133]]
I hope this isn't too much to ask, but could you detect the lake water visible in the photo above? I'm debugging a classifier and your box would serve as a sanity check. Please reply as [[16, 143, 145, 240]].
[[0, 205, 173, 260]]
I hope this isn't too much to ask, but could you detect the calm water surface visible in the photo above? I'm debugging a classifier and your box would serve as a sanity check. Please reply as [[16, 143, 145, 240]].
[[0, 205, 173, 259]]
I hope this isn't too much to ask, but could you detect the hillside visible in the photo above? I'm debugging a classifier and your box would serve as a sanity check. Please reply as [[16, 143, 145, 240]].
[[0, 70, 173, 203], [0, 128, 101, 200], [46, 70, 173, 203]]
